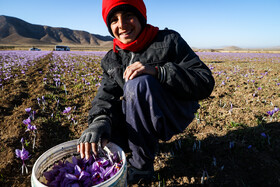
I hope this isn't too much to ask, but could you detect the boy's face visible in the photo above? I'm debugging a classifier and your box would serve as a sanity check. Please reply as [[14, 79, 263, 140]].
[[110, 11, 142, 44]]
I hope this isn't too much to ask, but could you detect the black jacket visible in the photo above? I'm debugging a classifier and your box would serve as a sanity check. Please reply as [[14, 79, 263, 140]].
[[88, 29, 215, 125]]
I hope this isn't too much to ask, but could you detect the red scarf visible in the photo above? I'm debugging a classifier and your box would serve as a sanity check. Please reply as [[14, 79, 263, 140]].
[[113, 24, 159, 53]]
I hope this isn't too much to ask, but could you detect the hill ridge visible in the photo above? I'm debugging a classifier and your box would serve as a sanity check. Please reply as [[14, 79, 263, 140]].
[[0, 15, 113, 46]]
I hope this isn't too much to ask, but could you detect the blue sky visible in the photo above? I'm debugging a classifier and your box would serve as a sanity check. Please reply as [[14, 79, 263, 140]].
[[1, 0, 279, 48]]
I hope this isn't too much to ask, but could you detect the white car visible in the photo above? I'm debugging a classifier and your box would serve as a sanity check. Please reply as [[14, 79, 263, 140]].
[[55, 45, 70, 51]]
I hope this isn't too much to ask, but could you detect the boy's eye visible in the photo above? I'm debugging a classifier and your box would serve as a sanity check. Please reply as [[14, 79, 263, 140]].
[[110, 17, 118, 23], [110, 12, 135, 25]]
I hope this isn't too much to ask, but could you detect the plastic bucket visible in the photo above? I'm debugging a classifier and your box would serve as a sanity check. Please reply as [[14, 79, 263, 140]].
[[31, 139, 127, 187]]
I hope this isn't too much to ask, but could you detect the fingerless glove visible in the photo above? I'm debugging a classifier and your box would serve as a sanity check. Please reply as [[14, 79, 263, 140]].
[[77, 115, 111, 144]]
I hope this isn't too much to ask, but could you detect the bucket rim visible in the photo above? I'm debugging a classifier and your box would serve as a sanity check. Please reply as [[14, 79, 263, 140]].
[[31, 139, 126, 187]]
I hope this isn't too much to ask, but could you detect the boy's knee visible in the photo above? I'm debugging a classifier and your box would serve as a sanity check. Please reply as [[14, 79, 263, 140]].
[[124, 75, 156, 99]]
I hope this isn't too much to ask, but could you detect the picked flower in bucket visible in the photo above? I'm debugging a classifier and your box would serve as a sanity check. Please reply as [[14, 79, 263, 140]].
[[43, 146, 122, 187]]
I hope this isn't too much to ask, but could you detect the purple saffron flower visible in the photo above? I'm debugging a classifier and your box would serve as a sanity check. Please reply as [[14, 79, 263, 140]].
[[53, 78, 60, 82], [261, 132, 267, 138], [23, 118, 31, 125], [64, 165, 91, 186], [15, 148, 30, 161], [25, 107, 31, 113], [15, 147, 30, 174], [26, 124, 37, 132], [44, 151, 122, 186], [267, 107, 279, 117], [104, 164, 120, 178], [63, 107, 71, 114], [267, 110, 274, 116]]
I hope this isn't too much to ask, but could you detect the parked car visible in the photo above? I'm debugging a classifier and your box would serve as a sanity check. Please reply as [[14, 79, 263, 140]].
[[55, 45, 70, 51], [29, 47, 41, 51]]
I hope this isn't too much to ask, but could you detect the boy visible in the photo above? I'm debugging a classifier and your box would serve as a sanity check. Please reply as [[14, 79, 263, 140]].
[[78, 0, 215, 183]]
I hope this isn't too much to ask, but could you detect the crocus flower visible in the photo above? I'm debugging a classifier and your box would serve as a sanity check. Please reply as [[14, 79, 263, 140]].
[[25, 107, 31, 113], [261, 132, 267, 138], [267, 110, 274, 116], [63, 107, 71, 114], [267, 107, 279, 117], [15, 148, 30, 161], [26, 124, 37, 132], [64, 165, 91, 185], [25, 123, 37, 149], [15, 148, 30, 174], [44, 151, 122, 186], [23, 118, 31, 125]]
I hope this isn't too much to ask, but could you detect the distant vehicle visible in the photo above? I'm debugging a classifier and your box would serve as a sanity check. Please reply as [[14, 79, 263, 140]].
[[29, 47, 41, 51], [55, 45, 70, 51]]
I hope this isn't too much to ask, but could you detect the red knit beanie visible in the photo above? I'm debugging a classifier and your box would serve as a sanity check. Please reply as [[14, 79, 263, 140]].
[[102, 0, 147, 35]]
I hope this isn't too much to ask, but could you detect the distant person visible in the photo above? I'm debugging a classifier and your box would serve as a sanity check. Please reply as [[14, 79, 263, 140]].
[[77, 0, 215, 183]]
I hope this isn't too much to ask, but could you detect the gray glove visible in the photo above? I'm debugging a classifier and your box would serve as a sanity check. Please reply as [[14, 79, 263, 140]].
[[78, 115, 111, 144]]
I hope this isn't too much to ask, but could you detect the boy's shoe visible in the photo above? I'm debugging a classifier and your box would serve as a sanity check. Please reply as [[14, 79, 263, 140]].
[[127, 163, 154, 184]]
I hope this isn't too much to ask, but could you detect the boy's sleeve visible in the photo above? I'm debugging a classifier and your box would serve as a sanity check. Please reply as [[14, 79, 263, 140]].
[[162, 32, 215, 100], [88, 70, 122, 125]]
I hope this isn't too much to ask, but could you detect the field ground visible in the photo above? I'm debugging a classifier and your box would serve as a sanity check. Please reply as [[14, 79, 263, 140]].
[[0, 51, 279, 186]]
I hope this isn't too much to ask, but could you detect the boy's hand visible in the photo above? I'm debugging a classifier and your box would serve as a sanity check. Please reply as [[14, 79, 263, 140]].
[[77, 118, 110, 159], [77, 139, 108, 160], [123, 61, 157, 81]]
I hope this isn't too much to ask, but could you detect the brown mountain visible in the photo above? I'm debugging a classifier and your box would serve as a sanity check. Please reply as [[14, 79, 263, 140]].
[[0, 15, 113, 46]]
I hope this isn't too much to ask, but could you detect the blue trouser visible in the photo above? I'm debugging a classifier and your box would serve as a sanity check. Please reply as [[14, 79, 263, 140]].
[[111, 75, 199, 170]]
